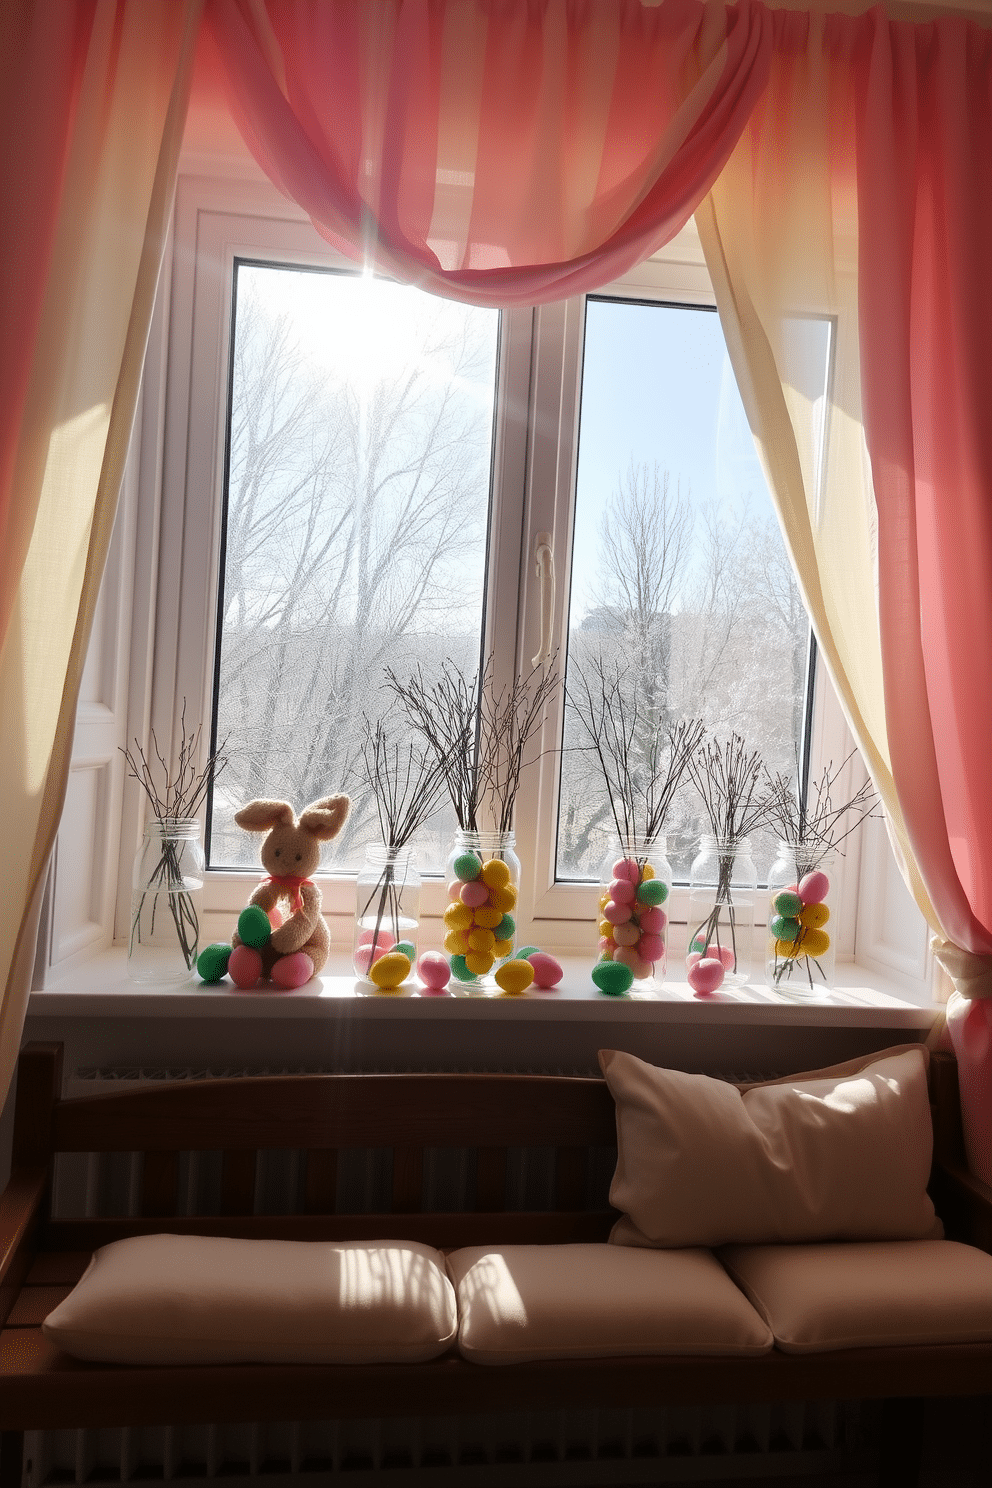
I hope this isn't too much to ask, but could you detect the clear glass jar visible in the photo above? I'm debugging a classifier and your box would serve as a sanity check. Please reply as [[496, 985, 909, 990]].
[[443, 830, 521, 992], [766, 842, 837, 993], [354, 845, 421, 980], [597, 837, 672, 988], [129, 818, 205, 983], [686, 834, 758, 986]]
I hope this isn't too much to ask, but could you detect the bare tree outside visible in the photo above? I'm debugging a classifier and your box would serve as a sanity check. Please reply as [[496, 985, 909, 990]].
[[210, 265, 499, 871]]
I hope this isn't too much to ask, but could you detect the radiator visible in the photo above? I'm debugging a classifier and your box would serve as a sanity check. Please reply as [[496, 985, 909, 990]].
[[25, 1067, 876, 1488]]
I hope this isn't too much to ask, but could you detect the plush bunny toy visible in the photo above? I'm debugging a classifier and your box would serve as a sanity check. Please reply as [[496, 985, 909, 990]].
[[226, 794, 350, 990]]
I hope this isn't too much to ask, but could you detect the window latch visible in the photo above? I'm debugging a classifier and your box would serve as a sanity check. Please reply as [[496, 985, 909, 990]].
[[531, 531, 555, 669]]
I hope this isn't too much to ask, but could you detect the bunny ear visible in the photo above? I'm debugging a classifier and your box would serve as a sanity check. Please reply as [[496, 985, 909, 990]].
[[299, 794, 350, 841], [234, 799, 296, 832]]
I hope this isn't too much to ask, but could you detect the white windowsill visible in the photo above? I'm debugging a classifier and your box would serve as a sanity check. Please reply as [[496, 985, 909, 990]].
[[31, 948, 938, 1029]]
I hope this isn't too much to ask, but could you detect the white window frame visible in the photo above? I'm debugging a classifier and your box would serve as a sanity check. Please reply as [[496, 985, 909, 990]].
[[38, 166, 933, 1004]]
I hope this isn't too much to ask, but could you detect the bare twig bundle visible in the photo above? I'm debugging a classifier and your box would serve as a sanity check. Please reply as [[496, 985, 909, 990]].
[[688, 733, 769, 844], [765, 751, 878, 874], [358, 718, 447, 850], [481, 660, 560, 834], [566, 655, 703, 847], [121, 702, 228, 823], [386, 663, 482, 830]]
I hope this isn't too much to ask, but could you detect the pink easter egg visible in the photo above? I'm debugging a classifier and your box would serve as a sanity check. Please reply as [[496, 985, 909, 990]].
[[686, 950, 703, 968], [610, 877, 636, 905], [614, 945, 639, 969], [612, 857, 640, 883], [636, 906, 666, 933], [638, 932, 664, 963], [613, 923, 640, 947], [353, 944, 376, 976], [267, 906, 284, 930], [798, 870, 830, 905], [704, 944, 735, 970], [688, 957, 725, 995], [527, 951, 564, 989], [417, 951, 451, 992], [460, 880, 489, 908], [358, 927, 395, 953], [448, 880, 464, 902], [602, 899, 632, 925]]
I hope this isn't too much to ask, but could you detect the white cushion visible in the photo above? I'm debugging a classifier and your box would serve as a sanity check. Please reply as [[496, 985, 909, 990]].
[[720, 1239, 992, 1353], [446, 1243, 773, 1364], [599, 1046, 938, 1248], [42, 1233, 457, 1365]]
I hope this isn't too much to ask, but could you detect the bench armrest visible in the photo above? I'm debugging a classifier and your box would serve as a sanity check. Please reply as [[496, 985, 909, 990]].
[[0, 1167, 47, 1326], [931, 1159, 992, 1254]]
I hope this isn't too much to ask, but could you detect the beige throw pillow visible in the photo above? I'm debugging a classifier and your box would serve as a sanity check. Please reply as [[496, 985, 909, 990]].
[[720, 1240, 992, 1353], [600, 1046, 937, 1248], [447, 1243, 773, 1364], [42, 1233, 457, 1365]]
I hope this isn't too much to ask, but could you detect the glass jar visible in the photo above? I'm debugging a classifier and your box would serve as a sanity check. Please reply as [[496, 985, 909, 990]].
[[443, 829, 521, 992], [354, 845, 421, 980], [597, 837, 672, 988], [686, 834, 758, 986], [766, 842, 837, 993], [129, 818, 205, 984]]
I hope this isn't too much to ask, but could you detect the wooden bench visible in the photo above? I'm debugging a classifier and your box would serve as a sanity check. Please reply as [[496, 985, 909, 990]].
[[1, 1040, 991, 1488]]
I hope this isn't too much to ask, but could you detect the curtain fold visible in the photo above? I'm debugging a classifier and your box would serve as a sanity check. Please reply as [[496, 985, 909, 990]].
[[205, 0, 773, 307], [0, 0, 201, 1108]]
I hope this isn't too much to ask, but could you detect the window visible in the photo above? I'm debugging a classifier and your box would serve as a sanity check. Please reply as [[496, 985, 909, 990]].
[[41, 169, 929, 1000]]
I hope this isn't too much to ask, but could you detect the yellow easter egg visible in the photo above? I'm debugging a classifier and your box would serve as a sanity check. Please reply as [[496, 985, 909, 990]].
[[489, 886, 517, 914], [599, 918, 614, 939], [799, 902, 830, 930], [465, 950, 495, 975], [640, 864, 655, 880], [481, 859, 511, 890], [444, 902, 473, 931], [495, 959, 535, 995], [598, 891, 611, 911], [493, 938, 513, 958], [473, 905, 503, 929], [368, 951, 411, 989], [444, 929, 470, 955], [775, 938, 803, 959], [468, 927, 496, 953], [799, 928, 831, 959]]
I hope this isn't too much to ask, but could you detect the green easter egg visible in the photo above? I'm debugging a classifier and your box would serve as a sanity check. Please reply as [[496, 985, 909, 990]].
[[771, 914, 801, 942], [238, 904, 271, 948], [690, 936, 707, 954], [773, 890, 803, 918], [394, 940, 416, 960], [635, 878, 666, 906], [453, 851, 483, 882], [495, 914, 516, 941], [592, 961, 634, 997], [516, 945, 540, 959], [196, 943, 231, 983], [449, 953, 478, 983]]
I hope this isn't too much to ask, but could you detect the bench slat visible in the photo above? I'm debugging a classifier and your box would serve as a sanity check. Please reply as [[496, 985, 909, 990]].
[[140, 1151, 178, 1218], [220, 1150, 257, 1215], [303, 1150, 337, 1214], [390, 1147, 423, 1213], [555, 1146, 587, 1211], [475, 1148, 506, 1211]]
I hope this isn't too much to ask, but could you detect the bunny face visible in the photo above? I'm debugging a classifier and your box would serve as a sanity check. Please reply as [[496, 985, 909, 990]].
[[234, 794, 350, 875]]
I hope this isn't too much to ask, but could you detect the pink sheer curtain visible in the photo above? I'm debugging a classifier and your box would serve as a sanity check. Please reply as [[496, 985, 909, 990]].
[[205, 0, 773, 307], [852, 14, 992, 1176]]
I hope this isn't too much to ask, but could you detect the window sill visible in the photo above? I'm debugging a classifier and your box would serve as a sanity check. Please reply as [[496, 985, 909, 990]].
[[31, 947, 938, 1030]]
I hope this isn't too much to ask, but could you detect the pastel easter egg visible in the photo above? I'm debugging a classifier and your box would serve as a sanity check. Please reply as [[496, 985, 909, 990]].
[[449, 954, 478, 982], [640, 864, 655, 880], [493, 937, 513, 958], [610, 878, 636, 905], [599, 918, 615, 939], [460, 880, 489, 908], [598, 891, 611, 912], [443, 929, 470, 956], [495, 959, 535, 995], [527, 951, 563, 989], [686, 951, 703, 968], [417, 951, 451, 992], [481, 858, 511, 890], [197, 943, 232, 983], [612, 857, 640, 883], [517, 946, 540, 959], [773, 890, 803, 918], [267, 907, 284, 930], [635, 878, 667, 906], [775, 938, 803, 958], [614, 945, 639, 969], [771, 915, 801, 942], [357, 926, 395, 953], [465, 950, 495, 976], [394, 941, 416, 960], [368, 951, 411, 990], [613, 922, 640, 947], [453, 851, 482, 882], [799, 927, 831, 959], [599, 939, 615, 957], [690, 936, 708, 955], [798, 870, 830, 905], [495, 913, 515, 940], [630, 956, 654, 980], [688, 957, 725, 995], [636, 906, 666, 933], [799, 902, 830, 930], [638, 931, 664, 963], [468, 927, 496, 954], [353, 944, 376, 976], [706, 944, 736, 970], [473, 905, 503, 930], [489, 885, 517, 913], [238, 905, 271, 949], [448, 879, 465, 902], [602, 900, 632, 925], [444, 902, 473, 931], [592, 961, 634, 996]]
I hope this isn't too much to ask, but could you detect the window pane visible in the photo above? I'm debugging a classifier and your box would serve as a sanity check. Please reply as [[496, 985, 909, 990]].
[[558, 298, 814, 882], [209, 263, 500, 872]]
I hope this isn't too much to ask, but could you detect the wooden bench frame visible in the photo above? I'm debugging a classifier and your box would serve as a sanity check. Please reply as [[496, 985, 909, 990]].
[[2, 1041, 991, 1486]]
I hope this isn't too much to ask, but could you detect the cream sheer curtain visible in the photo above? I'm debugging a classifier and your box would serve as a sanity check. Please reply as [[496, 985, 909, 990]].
[[0, 0, 201, 1107], [695, 12, 938, 934]]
